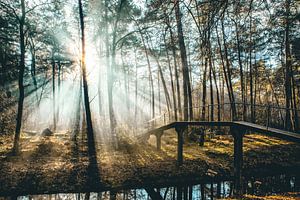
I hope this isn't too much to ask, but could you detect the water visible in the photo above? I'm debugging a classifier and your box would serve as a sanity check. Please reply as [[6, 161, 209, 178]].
[[0, 174, 298, 200]]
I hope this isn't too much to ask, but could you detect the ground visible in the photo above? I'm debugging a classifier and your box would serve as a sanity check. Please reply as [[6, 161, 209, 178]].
[[0, 129, 300, 198], [224, 192, 300, 200]]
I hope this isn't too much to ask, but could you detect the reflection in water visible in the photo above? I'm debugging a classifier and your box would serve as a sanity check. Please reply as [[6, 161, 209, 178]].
[[5, 175, 299, 200]]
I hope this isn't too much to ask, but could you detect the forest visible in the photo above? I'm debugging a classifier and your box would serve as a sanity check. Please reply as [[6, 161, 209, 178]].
[[0, 0, 300, 199]]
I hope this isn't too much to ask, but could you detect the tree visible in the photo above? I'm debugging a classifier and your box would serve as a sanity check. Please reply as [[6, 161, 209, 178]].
[[174, 0, 193, 121], [78, 0, 97, 160], [12, 0, 26, 154]]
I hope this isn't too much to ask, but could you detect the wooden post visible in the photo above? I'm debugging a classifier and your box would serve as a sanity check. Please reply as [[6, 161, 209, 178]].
[[266, 104, 271, 129], [231, 126, 245, 197], [175, 125, 186, 166], [155, 131, 163, 151]]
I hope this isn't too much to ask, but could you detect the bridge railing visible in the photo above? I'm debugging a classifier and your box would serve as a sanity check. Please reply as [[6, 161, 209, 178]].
[[145, 103, 300, 133]]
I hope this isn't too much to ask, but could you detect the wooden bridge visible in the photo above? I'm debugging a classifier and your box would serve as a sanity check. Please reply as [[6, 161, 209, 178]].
[[140, 103, 300, 196]]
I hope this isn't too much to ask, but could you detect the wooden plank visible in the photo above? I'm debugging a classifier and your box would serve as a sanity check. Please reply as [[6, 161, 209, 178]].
[[175, 121, 232, 127], [146, 121, 232, 135], [143, 120, 300, 145], [147, 122, 177, 135], [234, 121, 300, 142]]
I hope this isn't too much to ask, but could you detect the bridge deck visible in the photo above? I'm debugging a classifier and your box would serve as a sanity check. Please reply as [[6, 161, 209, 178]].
[[146, 121, 300, 143]]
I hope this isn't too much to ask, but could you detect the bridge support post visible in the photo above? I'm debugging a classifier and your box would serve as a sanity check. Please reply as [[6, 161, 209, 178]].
[[175, 125, 186, 166], [155, 131, 163, 151], [231, 126, 245, 197]]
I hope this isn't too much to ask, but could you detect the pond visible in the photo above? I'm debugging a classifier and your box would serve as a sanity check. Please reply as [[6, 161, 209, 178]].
[[1, 174, 298, 200]]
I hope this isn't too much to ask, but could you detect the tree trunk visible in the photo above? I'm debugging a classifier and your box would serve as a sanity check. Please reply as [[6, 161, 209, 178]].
[[212, 60, 221, 122], [221, 19, 237, 119], [121, 50, 129, 111], [169, 26, 182, 120], [249, 14, 254, 123], [78, 0, 97, 160], [72, 75, 82, 140], [139, 29, 155, 121], [174, 0, 193, 121], [292, 72, 299, 131], [29, 37, 37, 89], [164, 32, 177, 120], [208, 38, 214, 122], [155, 55, 172, 116], [12, 0, 26, 154], [284, 0, 292, 130], [52, 54, 56, 131], [134, 49, 138, 127], [201, 55, 208, 121], [235, 20, 246, 121], [216, 24, 233, 121]]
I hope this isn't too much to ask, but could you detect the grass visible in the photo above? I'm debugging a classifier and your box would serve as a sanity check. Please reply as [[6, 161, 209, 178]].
[[0, 129, 299, 196]]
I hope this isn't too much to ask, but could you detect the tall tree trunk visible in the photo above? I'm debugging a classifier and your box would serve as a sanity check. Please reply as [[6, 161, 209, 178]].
[[52, 54, 56, 131], [158, 70, 161, 114], [284, 0, 292, 130], [98, 61, 103, 116], [29, 37, 37, 90], [153, 54, 172, 116], [78, 0, 97, 160], [209, 61, 214, 122], [234, 20, 246, 121], [139, 29, 155, 121], [12, 0, 26, 154], [221, 19, 237, 119], [208, 35, 214, 122], [107, 0, 125, 147], [164, 32, 177, 120], [292, 72, 299, 131], [72, 75, 82, 140], [174, 0, 193, 121], [201, 54, 208, 121], [121, 50, 129, 111], [134, 49, 138, 126], [254, 52, 258, 121], [249, 14, 254, 122], [212, 60, 221, 122], [216, 24, 234, 121], [57, 60, 61, 125], [169, 26, 182, 120]]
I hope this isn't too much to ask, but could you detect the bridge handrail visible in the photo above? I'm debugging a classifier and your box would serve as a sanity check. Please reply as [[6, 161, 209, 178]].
[[145, 102, 300, 133]]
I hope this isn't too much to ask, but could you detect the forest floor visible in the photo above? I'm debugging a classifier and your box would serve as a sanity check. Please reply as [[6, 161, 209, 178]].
[[0, 129, 300, 197]]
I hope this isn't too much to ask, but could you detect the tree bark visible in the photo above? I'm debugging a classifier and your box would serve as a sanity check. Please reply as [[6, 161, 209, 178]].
[[52, 54, 56, 131], [169, 26, 182, 120], [221, 19, 237, 119], [78, 0, 97, 160], [212, 59, 221, 122], [234, 19, 246, 121], [164, 31, 177, 120], [201, 54, 208, 121], [174, 0, 193, 121], [139, 29, 155, 121], [13, 0, 26, 154], [284, 0, 292, 130]]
